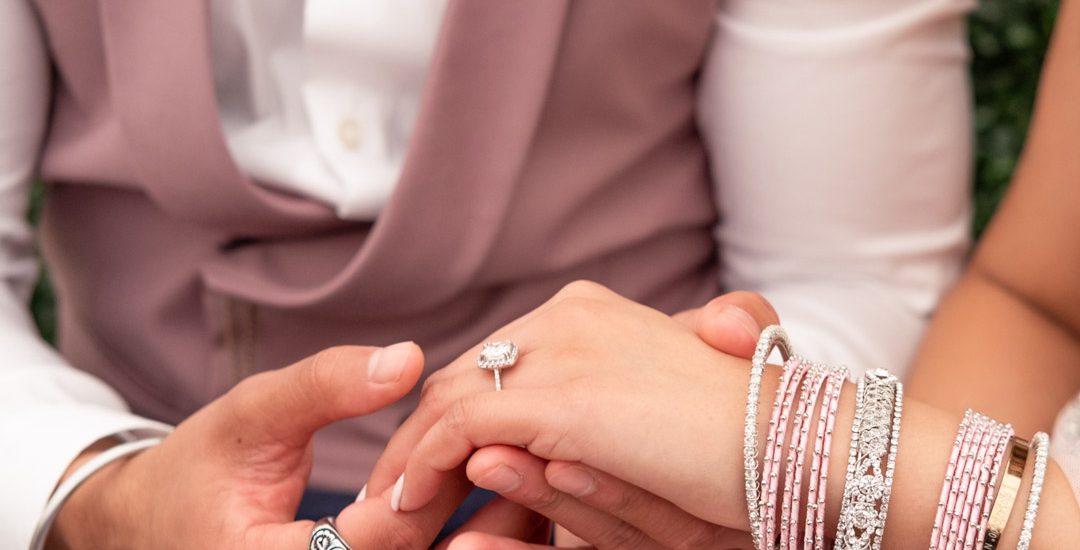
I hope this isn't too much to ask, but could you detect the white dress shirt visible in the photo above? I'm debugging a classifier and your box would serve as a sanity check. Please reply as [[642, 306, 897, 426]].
[[1, 1, 994, 546]]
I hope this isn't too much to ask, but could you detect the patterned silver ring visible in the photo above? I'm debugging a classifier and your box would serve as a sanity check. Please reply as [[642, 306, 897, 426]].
[[477, 339, 519, 392], [310, 517, 352, 550]]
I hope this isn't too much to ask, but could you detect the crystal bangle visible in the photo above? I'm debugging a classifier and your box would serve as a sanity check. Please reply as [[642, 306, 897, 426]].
[[1016, 432, 1049, 550], [835, 368, 903, 550], [746, 325, 792, 550]]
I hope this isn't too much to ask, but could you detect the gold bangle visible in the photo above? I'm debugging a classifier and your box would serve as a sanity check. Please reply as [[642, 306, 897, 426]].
[[982, 436, 1030, 549]]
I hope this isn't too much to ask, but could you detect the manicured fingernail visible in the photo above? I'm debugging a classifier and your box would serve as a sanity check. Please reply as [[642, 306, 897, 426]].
[[368, 342, 414, 384], [355, 484, 367, 502], [473, 464, 524, 493], [390, 474, 405, 512], [717, 304, 759, 339], [548, 465, 597, 498]]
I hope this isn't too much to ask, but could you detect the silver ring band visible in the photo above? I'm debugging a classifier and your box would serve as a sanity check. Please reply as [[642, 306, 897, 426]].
[[310, 517, 352, 550]]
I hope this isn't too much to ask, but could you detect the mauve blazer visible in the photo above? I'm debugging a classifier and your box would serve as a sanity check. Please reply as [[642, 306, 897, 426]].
[[33, 0, 721, 488]]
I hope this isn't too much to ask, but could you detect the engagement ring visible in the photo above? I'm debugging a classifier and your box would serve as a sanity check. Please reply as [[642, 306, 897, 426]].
[[477, 339, 519, 391]]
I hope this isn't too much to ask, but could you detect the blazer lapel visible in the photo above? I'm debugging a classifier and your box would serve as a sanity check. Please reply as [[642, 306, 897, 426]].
[[100, 0, 341, 236]]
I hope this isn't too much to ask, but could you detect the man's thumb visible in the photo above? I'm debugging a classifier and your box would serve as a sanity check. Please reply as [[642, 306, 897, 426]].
[[221, 342, 424, 446], [674, 291, 780, 358]]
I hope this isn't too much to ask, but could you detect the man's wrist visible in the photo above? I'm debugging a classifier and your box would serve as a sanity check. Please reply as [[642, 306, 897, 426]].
[[46, 439, 141, 550]]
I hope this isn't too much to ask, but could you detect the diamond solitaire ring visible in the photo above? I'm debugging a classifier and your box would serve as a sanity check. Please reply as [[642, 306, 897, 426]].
[[477, 339, 519, 391]]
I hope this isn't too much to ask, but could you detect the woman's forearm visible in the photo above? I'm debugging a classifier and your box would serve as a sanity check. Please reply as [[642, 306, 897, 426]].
[[908, 0, 1080, 435], [906, 269, 1080, 435], [752, 361, 1080, 548]]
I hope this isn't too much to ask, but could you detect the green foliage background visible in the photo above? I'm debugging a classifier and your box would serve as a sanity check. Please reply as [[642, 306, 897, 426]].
[[970, 0, 1059, 232], [25, 0, 1062, 343]]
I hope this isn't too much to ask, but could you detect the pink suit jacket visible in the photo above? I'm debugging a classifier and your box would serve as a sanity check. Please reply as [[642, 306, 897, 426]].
[[33, 0, 721, 489]]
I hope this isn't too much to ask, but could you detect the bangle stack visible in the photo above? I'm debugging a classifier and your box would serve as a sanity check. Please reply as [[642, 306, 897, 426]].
[[743, 326, 1054, 550], [748, 326, 848, 550]]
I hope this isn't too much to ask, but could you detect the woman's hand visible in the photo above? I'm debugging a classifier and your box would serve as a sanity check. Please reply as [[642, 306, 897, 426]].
[[47, 343, 545, 550], [446, 291, 778, 549], [365, 282, 779, 538]]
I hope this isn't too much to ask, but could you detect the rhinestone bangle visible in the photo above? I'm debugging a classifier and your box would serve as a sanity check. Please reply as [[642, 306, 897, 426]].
[[835, 368, 903, 550], [746, 326, 793, 550], [1016, 432, 1049, 550]]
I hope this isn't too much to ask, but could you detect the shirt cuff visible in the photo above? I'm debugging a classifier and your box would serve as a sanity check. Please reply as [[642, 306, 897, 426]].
[[0, 405, 171, 550]]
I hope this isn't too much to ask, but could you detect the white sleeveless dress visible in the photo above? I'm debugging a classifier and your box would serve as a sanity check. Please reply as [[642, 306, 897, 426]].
[[1052, 393, 1080, 503]]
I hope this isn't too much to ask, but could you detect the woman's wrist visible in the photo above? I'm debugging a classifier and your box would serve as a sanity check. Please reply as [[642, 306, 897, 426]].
[[745, 356, 1079, 549]]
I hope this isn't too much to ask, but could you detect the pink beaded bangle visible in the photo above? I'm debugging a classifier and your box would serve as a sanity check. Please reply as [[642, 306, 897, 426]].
[[931, 411, 972, 550], [961, 422, 1001, 549], [781, 364, 827, 549], [930, 411, 1011, 550], [949, 417, 992, 549], [941, 413, 985, 550], [760, 356, 811, 549], [956, 418, 997, 549], [804, 365, 846, 550]]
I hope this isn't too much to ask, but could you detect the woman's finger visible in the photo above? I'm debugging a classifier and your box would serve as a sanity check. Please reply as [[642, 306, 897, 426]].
[[331, 466, 473, 549], [673, 291, 780, 358], [448, 531, 581, 550], [544, 460, 747, 548], [435, 495, 551, 550], [366, 281, 622, 497], [396, 389, 576, 513], [466, 446, 665, 550]]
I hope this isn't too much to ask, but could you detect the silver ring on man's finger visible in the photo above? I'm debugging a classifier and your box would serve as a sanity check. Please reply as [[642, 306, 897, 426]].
[[310, 517, 352, 550]]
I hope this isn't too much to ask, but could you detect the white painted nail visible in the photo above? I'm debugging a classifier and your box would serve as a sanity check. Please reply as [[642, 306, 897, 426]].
[[390, 474, 405, 512], [355, 484, 367, 502]]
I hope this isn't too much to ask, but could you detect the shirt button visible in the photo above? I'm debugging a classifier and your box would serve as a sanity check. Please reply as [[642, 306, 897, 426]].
[[338, 117, 362, 151]]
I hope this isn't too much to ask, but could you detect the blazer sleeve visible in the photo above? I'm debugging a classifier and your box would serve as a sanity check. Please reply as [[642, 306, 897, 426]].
[[0, 4, 171, 548], [698, 0, 976, 377]]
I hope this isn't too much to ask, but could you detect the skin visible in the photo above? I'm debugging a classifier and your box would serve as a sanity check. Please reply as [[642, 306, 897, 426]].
[[45, 290, 770, 549], [388, 4, 1080, 547], [45, 4, 1080, 543], [45, 343, 552, 550], [907, 0, 1080, 435], [370, 281, 1079, 549]]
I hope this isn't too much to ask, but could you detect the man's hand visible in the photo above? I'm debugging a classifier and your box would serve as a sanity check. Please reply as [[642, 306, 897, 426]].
[[673, 290, 781, 357], [47, 343, 542, 549]]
